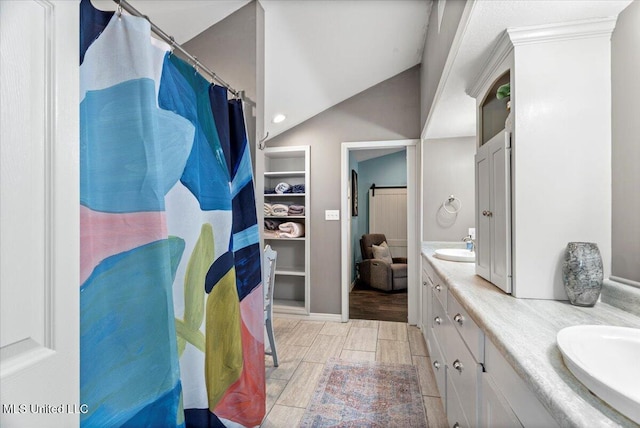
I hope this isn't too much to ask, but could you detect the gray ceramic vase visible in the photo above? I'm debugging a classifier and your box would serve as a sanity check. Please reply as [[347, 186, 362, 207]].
[[562, 242, 603, 307]]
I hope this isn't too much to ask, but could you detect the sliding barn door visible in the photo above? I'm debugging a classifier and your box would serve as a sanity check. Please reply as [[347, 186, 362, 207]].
[[369, 188, 408, 258], [1, 2, 79, 427]]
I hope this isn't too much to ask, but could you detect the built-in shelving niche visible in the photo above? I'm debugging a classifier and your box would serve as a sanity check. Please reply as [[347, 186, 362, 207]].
[[480, 71, 510, 145]]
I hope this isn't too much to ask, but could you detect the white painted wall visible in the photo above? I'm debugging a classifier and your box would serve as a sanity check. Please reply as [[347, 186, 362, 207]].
[[611, 0, 640, 284]]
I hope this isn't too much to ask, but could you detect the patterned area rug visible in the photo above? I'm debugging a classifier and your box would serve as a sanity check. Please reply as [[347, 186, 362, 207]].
[[300, 359, 427, 427]]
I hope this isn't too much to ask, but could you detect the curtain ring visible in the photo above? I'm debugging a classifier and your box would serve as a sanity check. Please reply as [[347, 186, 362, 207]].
[[117, 2, 122, 18], [258, 132, 269, 150], [193, 57, 199, 76], [168, 36, 175, 57]]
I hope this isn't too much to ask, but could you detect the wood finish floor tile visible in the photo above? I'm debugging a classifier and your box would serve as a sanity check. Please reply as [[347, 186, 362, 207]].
[[287, 321, 325, 347], [413, 355, 440, 397], [350, 319, 379, 329], [343, 326, 378, 352], [376, 339, 412, 364], [272, 326, 296, 347], [265, 316, 435, 426], [261, 404, 305, 428], [304, 334, 346, 363], [378, 321, 408, 341], [339, 349, 376, 362], [408, 325, 429, 356], [265, 378, 288, 414], [423, 395, 448, 428], [276, 362, 325, 408], [273, 317, 300, 332], [319, 321, 351, 336], [265, 344, 308, 380]]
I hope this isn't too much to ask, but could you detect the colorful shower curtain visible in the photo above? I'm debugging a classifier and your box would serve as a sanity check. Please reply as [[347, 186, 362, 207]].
[[79, 1, 264, 426]]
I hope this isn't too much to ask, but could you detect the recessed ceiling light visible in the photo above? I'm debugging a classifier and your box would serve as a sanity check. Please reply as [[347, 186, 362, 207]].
[[272, 114, 286, 124]]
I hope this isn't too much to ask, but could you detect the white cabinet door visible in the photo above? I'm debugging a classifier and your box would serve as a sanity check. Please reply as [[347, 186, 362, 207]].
[[480, 374, 523, 428], [475, 132, 511, 293], [475, 146, 492, 280], [0, 2, 79, 426], [488, 133, 511, 293]]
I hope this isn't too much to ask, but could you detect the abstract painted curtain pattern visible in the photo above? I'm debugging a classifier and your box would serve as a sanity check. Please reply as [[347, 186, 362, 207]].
[[80, 1, 264, 426]]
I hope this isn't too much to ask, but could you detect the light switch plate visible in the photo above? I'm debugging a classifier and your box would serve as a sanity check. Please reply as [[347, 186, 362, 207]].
[[325, 210, 340, 221]]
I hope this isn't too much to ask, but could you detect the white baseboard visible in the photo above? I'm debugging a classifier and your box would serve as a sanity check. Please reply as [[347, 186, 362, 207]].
[[273, 312, 343, 322]]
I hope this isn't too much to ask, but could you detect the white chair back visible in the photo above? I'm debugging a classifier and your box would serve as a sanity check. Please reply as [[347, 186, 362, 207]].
[[263, 245, 277, 312]]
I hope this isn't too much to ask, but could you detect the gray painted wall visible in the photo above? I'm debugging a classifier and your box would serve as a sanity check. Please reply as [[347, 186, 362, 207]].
[[183, 2, 260, 164], [422, 136, 475, 241], [267, 66, 421, 314], [611, 0, 640, 283], [420, 0, 468, 129]]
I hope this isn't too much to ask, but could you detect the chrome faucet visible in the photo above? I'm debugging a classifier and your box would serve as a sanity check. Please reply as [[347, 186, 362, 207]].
[[462, 235, 475, 252]]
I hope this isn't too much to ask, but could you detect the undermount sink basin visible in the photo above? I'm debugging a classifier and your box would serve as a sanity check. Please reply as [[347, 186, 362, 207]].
[[557, 325, 640, 424], [434, 248, 475, 262]]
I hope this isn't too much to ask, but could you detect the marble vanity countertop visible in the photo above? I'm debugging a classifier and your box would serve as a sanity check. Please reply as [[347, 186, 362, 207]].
[[421, 242, 640, 428]]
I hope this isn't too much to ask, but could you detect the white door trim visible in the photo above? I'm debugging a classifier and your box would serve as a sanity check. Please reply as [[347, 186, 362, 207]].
[[340, 139, 420, 324]]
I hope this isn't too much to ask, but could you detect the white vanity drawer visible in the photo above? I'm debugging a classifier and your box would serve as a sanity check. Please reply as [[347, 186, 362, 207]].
[[425, 258, 447, 308], [430, 328, 447, 401], [445, 325, 481, 427], [448, 291, 484, 363], [432, 290, 448, 350], [447, 374, 471, 428]]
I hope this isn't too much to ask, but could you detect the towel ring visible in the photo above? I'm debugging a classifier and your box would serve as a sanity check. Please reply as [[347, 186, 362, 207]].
[[442, 195, 461, 214]]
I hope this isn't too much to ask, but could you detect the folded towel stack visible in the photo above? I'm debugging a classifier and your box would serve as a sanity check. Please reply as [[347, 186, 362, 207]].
[[278, 222, 305, 238], [264, 203, 273, 216], [271, 204, 289, 216], [263, 229, 280, 239], [265, 183, 304, 194], [291, 184, 305, 194], [288, 204, 305, 216], [264, 219, 280, 231], [275, 182, 291, 194]]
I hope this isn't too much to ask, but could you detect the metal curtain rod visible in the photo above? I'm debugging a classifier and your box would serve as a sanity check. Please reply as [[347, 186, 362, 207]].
[[114, 0, 241, 98]]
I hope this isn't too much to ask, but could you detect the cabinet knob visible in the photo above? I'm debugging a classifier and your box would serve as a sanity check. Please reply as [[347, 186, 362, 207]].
[[453, 359, 463, 372], [482, 210, 487, 216], [423, 281, 427, 286], [435, 284, 442, 292], [486, 210, 493, 217], [453, 423, 461, 428], [453, 313, 464, 325], [434, 316, 442, 325], [433, 360, 441, 370]]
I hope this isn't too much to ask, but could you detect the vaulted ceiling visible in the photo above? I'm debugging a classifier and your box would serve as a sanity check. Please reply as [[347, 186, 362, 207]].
[[93, 0, 632, 142], [93, 0, 431, 139]]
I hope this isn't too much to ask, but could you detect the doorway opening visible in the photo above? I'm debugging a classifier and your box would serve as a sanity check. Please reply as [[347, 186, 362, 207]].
[[340, 140, 419, 324]]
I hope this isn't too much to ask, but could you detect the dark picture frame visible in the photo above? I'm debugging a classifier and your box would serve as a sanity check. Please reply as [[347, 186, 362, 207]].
[[351, 169, 358, 217]]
